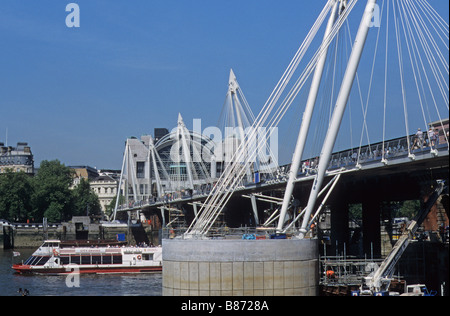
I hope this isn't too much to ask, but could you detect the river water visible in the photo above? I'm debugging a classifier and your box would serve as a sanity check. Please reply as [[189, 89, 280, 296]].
[[0, 248, 162, 296]]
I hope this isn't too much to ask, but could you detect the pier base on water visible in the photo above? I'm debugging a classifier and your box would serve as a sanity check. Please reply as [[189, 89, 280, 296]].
[[162, 238, 319, 296], [1, 224, 14, 249]]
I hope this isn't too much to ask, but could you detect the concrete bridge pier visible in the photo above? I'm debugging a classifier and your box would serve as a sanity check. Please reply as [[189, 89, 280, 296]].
[[162, 238, 319, 296], [1, 224, 14, 249], [362, 198, 382, 259], [328, 187, 349, 257]]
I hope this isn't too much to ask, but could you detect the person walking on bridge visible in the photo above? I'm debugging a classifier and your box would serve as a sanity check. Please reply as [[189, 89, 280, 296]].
[[428, 127, 436, 148], [413, 128, 424, 150]]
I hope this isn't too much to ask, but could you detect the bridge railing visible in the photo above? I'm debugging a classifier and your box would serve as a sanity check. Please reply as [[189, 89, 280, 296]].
[[327, 136, 411, 170], [116, 133, 448, 212]]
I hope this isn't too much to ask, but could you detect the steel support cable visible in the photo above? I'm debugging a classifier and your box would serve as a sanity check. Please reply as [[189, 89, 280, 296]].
[[193, 127, 256, 230], [382, 0, 390, 162], [344, 7, 385, 165], [260, 0, 360, 155], [307, 1, 362, 159], [307, 173, 342, 229], [190, 0, 446, 236], [192, 132, 216, 184], [233, 87, 278, 177], [408, 0, 449, 87], [407, 0, 449, 93], [298, 0, 380, 239], [236, 0, 359, 171], [188, 133, 212, 184], [418, 0, 449, 39], [148, 143, 161, 196], [186, 0, 361, 236], [251, 2, 336, 131], [360, 0, 385, 163], [129, 144, 141, 201], [405, 0, 449, 110], [398, 0, 430, 137], [403, 0, 450, 148], [282, 173, 341, 233], [328, 30, 341, 124], [411, 3, 449, 75], [401, 0, 446, 134], [231, 92, 253, 181], [310, 44, 336, 158], [345, 22, 355, 154], [200, 0, 361, 235], [192, 21, 326, 226], [113, 141, 128, 221], [393, 3, 412, 156], [155, 144, 172, 192], [401, 0, 449, 139], [217, 93, 231, 131], [328, 34, 340, 122], [191, 134, 212, 184], [237, 86, 256, 122], [416, 0, 449, 51], [248, 0, 335, 129], [199, 1, 360, 236], [185, 1, 336, 236], [320, 22, 346, 156]]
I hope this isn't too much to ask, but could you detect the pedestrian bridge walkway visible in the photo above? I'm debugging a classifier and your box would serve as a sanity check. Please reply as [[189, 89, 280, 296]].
[[116, 132, 448, 214]]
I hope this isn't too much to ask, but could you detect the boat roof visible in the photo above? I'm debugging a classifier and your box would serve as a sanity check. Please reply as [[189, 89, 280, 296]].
[[59, 240, 127, 248], [44, 240, 61, 243]]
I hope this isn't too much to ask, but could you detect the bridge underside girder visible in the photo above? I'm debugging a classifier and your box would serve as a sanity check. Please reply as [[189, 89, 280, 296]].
[[135, 152, 448, 256]]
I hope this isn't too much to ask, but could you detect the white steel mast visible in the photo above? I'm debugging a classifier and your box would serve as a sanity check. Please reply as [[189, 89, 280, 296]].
[[148, 136, 164, 198], [277, 0, 340, 231], [113, 140, 128, 221], [298, 0, 378, 238], [177, 113, 195, 190], [229, 69, 253, 182]]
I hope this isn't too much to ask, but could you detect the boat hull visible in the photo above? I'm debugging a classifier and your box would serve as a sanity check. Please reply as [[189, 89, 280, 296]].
[[12, 264, 162, 275]]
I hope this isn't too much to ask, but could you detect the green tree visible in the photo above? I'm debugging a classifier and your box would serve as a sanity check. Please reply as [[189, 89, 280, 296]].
[[31, 160, 74, 222], [106, 194, 125, 219], [398, 200, 420, 219], [349, 203, 362, 222], [72, 178, 101, 217], [0, 170, 33, 222]]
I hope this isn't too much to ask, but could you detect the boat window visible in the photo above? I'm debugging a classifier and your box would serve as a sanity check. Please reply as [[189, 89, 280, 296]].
[[24, 256, 34, 265], [142, 254, 153, 261], [92, 256, 102, 264], [60, 256, 70, 265], [42, 242, 59, 248], [81, 255, 91, 265], [71, 255, 81, 265], [35, 256, 49, 266], [102, 255, 112, 264], [28, 256, 40, 266], [112, 255, 122, 264]]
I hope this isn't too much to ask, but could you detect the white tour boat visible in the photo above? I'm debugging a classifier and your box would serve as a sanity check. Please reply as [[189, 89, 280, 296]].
[[12, 240, 162, 275]]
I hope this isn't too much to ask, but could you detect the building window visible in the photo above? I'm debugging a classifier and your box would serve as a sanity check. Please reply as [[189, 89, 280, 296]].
[[136, 162, 145, 178], [140, 184, 148, 195]]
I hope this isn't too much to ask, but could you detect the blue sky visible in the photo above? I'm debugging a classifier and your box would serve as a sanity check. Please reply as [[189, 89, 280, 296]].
[[1, 0, 448, 169]]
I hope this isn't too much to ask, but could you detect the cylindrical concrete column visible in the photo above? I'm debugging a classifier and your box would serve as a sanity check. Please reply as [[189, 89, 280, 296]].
[[162, 238, 319, 296], [362, 199, 381, 258]]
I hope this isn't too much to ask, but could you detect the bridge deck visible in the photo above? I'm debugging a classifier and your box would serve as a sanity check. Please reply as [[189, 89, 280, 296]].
[[117, 134, 449, 213]]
